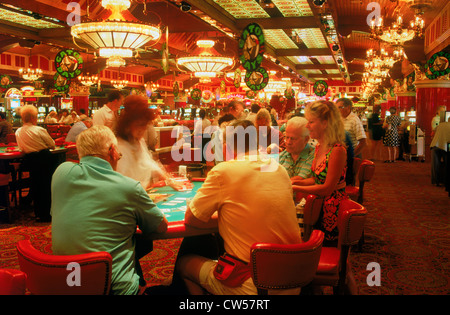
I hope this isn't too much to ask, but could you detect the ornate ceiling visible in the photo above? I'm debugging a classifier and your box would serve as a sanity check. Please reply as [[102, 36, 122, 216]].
[[0, 0, 448, 89]]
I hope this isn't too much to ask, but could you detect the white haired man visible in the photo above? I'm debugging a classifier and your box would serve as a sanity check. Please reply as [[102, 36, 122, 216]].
[[51, 125, 168, 295], [279, 116, 315, 180], [15, 105, 56, 222]]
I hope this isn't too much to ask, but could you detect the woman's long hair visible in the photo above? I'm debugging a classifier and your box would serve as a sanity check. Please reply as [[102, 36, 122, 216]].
[[306, 100, 346, 146], [115, 95, 156, 142]]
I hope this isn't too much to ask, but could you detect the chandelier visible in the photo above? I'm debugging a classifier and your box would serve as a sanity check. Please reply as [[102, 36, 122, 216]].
[[177, 40, 234, 81], [78, 73, 99, 86], [19, 49, 43, 81], [71, 0, 161, 68], [111, 79, 128, 89], [19, 67, 43, 82], [372, 15, 417, 46]]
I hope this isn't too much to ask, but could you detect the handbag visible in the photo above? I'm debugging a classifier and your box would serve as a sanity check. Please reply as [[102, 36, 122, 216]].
[[213, 253, 251, 287]]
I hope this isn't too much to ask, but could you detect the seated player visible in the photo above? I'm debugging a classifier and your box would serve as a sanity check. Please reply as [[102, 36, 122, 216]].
[[279, 116, 315, 181], [175, 119, 302, 295], [51, 125, 168, 295]]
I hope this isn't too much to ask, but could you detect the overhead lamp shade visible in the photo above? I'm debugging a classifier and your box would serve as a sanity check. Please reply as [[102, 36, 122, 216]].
[[71, 21, 161, 56], [177, 40, 233, 74]]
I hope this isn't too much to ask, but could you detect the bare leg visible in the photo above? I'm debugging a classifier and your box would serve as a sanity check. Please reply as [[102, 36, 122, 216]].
[[176, 254, 211, 295]]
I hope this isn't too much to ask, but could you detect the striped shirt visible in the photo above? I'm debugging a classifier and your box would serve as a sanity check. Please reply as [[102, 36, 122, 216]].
[[342, 112, 366, 149], [279, 143, 315, 179]]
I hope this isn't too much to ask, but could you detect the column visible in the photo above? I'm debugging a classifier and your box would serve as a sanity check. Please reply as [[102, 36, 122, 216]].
[[414, 80, 450, 161], [396, 91, 416, 112], [69, 93, 90, 116]]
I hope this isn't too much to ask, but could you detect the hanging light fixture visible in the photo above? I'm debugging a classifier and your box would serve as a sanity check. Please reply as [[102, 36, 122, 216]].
[[111, 78, 128, 89], [78, 73, 99, 86], [19, 48, 43, 81], [376, 15, 416, 46], [71, 0, 161, 68], [177, 39, 234, 81]]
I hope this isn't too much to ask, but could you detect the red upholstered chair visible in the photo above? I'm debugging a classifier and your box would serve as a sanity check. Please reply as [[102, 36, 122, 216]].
[[0, 269, 26, 295], [302, 194, 324, 242], [312, 199, 367, 295], [16, 240, 112, 295], [250, 230, 324, 295], [345, 159, 375, 204]]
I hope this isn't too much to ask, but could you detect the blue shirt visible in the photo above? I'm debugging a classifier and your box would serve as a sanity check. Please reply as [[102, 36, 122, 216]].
[[279, 143, 315, 178], [65, 121, 87, 142], [51, 156, 164, 295]]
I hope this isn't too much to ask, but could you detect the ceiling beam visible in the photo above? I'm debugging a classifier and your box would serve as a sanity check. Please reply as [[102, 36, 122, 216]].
[[308, 74, 342, 79], [275, 48, 331, 56], [296, 64, 338, 70], [235, 16, 318, 30]]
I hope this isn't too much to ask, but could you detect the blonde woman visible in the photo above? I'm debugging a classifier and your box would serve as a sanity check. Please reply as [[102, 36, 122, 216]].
[[255, 108, 285, 154], [291, 100, 348, 244]]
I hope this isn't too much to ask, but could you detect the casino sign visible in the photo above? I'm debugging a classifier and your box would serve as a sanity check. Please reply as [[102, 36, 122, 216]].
[[55, 49, 84, 79], [239, 23, 265, 72], [245, 67, 269, 91]]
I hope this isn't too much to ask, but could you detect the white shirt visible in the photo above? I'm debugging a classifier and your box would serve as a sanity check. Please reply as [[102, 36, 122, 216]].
[[93, 105, 116, 130], [343, 112, 366, 149], [430, 122, 450, 152], [15, 123, 55, 154], [116, 137, 163, 189]]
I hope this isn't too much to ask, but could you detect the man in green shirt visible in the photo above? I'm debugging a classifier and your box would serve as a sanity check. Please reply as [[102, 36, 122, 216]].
[[279, 116, 315, 180], [51, 126, 168, 295]]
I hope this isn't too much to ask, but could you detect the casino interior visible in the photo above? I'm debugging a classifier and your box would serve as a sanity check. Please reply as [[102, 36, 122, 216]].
[[0, 0, 449, 296]]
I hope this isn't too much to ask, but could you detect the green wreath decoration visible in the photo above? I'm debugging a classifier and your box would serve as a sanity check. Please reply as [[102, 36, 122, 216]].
[[313, 80, 328, 97], [190, 88, 201, 100], [284, 88, 295, 99], [425, 51, 450, 79], [0, 75, 12, 89]]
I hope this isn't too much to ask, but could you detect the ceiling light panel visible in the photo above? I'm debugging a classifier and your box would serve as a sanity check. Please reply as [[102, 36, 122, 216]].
[[0, 7, 64, 29], [293, 28, 328, 48], [213, 0, 269, 19], [272, 0, 313, 17], [264, 29, 298, 49], [315, 56, 336, 64], [287, 56, 312, 64]]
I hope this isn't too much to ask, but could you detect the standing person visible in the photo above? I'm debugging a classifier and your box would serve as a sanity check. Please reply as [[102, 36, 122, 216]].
[[115, 95, 180, 190], [291, 100, 348, 244], [382, 107, 401, 163], [0, 112, 13, 144], [175, 120, 302, 295], [430, 120, 450, 186], [93, 90, 124, 131], [337, 98, 367, 158], [193, 109, 213, 164], [246, 103, 260, 124], [51, 125, 168, 295], [367, 105, 384, 161], [15, 105, 56, 222]]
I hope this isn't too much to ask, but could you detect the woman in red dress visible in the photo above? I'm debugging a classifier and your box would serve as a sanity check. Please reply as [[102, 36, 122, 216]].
[[292, 100, 348, 244]]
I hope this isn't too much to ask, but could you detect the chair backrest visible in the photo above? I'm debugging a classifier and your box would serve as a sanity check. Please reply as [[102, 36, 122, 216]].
[[16, 240, 112, 295], [358, 160, 375, 183], [353, 157, 362, 179], [250, 230, 324, 293], [0, 269, 27, 295], [302, 194, 324, 241], [337, 199, 367, 248]]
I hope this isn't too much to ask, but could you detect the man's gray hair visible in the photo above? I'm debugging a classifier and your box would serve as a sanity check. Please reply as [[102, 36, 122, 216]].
[[76, 125, 117, 158], [20, 105, 38, 123], [286, 116, 309, 137]]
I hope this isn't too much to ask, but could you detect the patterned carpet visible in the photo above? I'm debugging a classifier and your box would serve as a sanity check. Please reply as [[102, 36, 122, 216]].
[[1, 159, 449, 295]]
